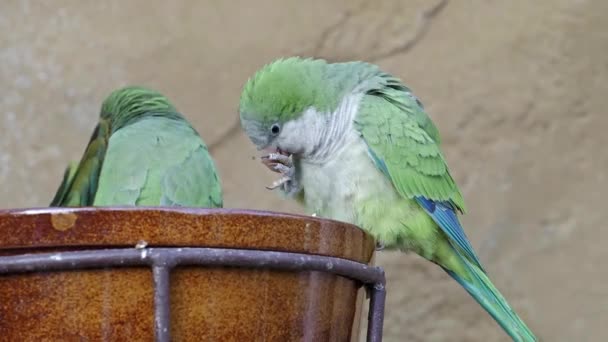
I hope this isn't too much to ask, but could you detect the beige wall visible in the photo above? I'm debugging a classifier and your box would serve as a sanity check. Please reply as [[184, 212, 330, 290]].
[[1, 1, 606, 341]]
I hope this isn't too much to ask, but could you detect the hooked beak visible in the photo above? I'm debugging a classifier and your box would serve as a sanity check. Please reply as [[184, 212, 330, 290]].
[[260, 146, 283, 154], [256, 138, 282, 155], [260, 145, 289, 157]]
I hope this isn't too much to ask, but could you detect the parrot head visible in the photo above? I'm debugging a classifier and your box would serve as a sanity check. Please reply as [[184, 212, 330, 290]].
[[100, 86, 180, 132], [239, 57, 344, 157]]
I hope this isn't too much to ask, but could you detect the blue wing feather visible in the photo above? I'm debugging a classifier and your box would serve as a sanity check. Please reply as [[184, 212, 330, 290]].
[[415, 196, 484, 271], [365, 144, 483, 270], [366, 146, 391, 178]]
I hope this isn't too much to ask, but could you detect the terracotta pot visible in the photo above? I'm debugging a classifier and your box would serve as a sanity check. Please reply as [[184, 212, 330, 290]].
[[0, 207, 379, 341]]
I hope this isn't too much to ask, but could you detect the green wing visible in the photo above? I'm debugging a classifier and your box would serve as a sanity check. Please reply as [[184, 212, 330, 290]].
[[355, 89, 465, 211], [93, 116, 223, 207], [49, 119, 111, 206], [159, 144, 223, 207], [354, 83, 488, 267], [49, 161, 79, 206]]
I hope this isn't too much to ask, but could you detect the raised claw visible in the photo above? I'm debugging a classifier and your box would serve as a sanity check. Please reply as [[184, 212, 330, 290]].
[[268, 153, 292, 165], [261, 154, 292, 174], [262, 153, 292, 167], [261, 152, 298, 193], [265, 175, 292, 190], [272, 163, 292, 174]]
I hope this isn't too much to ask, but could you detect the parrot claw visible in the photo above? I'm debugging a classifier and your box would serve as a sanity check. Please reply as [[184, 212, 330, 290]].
[[271, 163, 292, 174], [261, 153, 293, 173], [268, 152, 293, 166], [265, 176, 291, 190], [375, 241, 385, 251], [261, 150, 301, 195]]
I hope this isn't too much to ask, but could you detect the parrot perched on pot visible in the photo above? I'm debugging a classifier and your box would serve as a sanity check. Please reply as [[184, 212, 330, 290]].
[[50, 86, 223, 208], [239, 57, 536, 341]]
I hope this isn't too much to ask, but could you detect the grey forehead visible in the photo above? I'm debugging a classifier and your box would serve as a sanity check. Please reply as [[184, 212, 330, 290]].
[[240, 117, 270, 147]]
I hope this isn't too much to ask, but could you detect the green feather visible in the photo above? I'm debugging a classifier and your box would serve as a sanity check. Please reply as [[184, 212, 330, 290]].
[[50, 86, 222, 208], [355, 94, 466, 212], [238, 57, 536, 341], [100, 86, 181, 133], [49, 161, 79, 206], [352, 66, 536, 340], [241, 58, 334, 123], [51, 117, 111, 206], [240, 57, 365, 125], [442, 241, 537, 342], [93, 117, 222, 207]]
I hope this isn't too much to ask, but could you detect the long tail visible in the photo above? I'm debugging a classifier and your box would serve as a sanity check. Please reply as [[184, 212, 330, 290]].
[[443, 251, 537, 342]]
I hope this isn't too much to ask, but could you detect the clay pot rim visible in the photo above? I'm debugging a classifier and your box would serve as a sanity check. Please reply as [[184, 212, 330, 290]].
[[0, 207, 375, 263], [0, 206, 344, 224]]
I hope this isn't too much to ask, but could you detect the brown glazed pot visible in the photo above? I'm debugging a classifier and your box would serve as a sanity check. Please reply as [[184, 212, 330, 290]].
[[0, 207, 375, 341]]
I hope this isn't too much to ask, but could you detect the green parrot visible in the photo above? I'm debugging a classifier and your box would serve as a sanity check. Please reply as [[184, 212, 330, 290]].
[[50, 86, 223, 207], [239, 57, 536, 341]]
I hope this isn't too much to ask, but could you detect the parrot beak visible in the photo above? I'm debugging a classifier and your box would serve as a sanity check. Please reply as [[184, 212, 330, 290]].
[[260, 146, 289, 157], [261, 146, 278, 153], [275, 147, 289, 156]]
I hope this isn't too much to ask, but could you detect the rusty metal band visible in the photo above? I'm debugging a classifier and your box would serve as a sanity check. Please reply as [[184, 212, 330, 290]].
[[0, 247, 386, 342]]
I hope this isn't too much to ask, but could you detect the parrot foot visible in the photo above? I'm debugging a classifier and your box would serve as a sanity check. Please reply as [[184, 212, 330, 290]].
[[261, 152, 301, 196], [261, 152, 293, 172], [265, 175, 292, 190], [375, 241, 385, 251], [270, 152, 292, 165], [266, 167, 300, 195], [270, 163, 292, 175]]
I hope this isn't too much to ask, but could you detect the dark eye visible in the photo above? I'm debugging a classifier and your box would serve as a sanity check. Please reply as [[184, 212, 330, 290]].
[[270, 123, 281, 135]]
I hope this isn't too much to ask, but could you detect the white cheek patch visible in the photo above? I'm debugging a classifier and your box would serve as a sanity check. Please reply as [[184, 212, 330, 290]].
[[279, 108, 325, 155], [277, 94, 362, 162]]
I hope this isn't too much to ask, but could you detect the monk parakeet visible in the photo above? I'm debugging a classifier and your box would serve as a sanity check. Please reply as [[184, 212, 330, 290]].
[[239, 57, 536, 341], [50, 86, 223, 207]]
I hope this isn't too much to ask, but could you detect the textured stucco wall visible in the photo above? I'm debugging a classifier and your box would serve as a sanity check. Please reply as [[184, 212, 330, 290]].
[[1, 1, 606, 341]]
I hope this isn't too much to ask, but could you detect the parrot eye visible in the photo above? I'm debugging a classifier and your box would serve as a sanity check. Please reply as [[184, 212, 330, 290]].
[[270, 123, 281, 135]]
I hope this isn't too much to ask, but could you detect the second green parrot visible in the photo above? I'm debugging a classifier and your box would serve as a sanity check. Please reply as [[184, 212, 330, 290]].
[[239, 57, 536, 341], [51, 86, 223, 208]]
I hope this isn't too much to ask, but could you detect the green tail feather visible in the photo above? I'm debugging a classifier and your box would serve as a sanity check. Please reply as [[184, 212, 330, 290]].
[[49, 161, 79, 206], [444, 253, 537, 342]]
